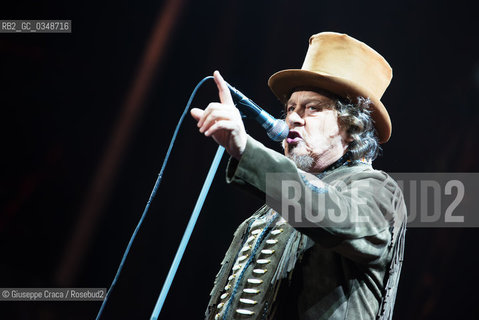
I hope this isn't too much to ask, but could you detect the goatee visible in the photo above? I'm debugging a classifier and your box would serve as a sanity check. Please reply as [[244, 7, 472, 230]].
[[284, 142, 315, 171], [286, 153, 314, 171]]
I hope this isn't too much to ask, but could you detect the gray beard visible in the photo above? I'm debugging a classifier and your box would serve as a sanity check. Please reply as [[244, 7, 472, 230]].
[[286, 153, 314, 172], [284, 141, 315, 172]]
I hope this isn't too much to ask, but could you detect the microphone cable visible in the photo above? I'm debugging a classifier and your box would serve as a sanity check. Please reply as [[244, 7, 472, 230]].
[[95, 75, 214, 320]]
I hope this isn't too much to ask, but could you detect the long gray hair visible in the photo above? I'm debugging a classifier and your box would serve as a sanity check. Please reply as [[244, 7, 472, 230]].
[[335, 96, 381, 161]]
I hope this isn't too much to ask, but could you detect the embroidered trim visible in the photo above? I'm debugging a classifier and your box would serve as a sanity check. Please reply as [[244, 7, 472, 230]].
[[221, 212, 280, 319]]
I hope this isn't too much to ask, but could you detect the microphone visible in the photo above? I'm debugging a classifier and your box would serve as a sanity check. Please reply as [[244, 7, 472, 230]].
[[225, 82, 289, 142]]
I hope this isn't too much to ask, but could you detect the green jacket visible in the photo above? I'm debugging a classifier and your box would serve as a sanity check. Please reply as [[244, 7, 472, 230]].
[[206, 136, 406, 320]]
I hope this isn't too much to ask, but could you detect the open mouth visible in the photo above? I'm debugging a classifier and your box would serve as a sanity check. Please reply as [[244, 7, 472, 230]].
[[286, 130, 302, 144]]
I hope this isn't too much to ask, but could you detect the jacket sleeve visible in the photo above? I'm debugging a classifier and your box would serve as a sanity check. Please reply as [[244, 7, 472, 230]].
[[226, 135, 406, 264]]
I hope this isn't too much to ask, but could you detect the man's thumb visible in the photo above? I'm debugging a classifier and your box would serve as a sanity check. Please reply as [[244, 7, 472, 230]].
[[190, 108, 204, 122]]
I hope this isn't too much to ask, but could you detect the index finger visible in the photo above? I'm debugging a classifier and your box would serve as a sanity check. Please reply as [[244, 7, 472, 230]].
[[213, 70, 234, 105]]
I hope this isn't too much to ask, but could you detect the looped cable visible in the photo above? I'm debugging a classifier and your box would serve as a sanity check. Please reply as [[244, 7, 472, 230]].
[[96, 76, 214, 320]]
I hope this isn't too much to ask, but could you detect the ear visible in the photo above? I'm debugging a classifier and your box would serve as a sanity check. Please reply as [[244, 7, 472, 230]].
[[340, 126, 354, 144]]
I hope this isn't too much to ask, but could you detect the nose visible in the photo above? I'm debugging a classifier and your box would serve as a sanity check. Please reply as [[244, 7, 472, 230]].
[[287, 111, 305, 128]]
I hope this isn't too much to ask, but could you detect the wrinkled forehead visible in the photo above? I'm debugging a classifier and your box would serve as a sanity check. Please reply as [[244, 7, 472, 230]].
[[286, 87, 339, 107]]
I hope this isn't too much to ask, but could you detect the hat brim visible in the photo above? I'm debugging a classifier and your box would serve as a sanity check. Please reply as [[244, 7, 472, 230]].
[[268, 69, 391, 143]]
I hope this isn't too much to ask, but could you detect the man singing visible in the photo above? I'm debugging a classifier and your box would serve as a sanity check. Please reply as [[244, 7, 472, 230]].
[[191, 32, 406, 320]]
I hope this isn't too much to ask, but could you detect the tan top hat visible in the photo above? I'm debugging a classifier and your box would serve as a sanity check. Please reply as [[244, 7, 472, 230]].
[[268, 32, 393, 143]]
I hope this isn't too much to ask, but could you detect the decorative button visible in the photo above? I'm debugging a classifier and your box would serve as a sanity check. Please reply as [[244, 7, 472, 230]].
[[266, 239, 278, 245], [236, 309, 255, 315], [241, 245, 252, 252], [224, 284, 231, 291], [257, 259, 271, 264], [238, 255, 248, 262], [220, 293, 228, 299], [246, 236, 255, 244], [215, 313, 221, 319], [228, 274, 236, 281], [261, 249, 275, 255], [251, 229, 262, 235], [232, 264, 242, 271], [243, 288, 260, 294], [253, 269, 267, 275], [271, 229, 283, 235], [217, 302, 224, 309], [247, 278, 263, 284], [276, 219, 286, 226], [240, 298, 257, 305]]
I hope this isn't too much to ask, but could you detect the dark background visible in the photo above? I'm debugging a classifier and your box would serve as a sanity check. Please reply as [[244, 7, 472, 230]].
[[1, 0, 478, 319]]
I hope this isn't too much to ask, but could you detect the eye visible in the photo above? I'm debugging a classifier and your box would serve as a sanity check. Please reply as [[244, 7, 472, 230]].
[[307, 105, 320, 112], [286, 105, 295, 113]]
